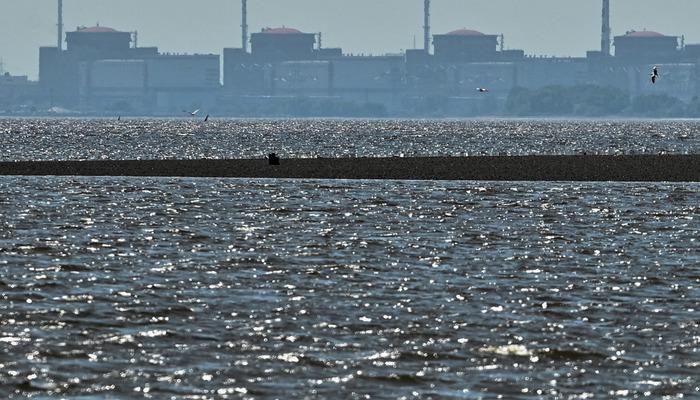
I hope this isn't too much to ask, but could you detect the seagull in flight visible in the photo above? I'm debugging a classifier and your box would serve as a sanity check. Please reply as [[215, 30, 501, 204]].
[[183, 109, 200, 116], [476, 88, 489, 93], [651, 66, 659, 84]]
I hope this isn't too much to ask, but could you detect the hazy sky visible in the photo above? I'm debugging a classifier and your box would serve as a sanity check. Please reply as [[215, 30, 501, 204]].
[[2, 0, 700, 79]]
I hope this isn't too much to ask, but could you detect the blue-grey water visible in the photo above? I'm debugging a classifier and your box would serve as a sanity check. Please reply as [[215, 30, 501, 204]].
[[0, 119, 698, 399], [0, 118, 698, 160]]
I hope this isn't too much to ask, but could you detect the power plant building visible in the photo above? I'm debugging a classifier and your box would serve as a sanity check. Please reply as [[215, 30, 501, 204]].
[[40, 25, 220, 113], [250, 28, 317, 61], [0, 73, 40, 112], [614, 31, 680, 62], [28, 0, 700, 115], [65, 26, 133, 57], [223, 26, 405, 111], [432, 29, 501, 62]]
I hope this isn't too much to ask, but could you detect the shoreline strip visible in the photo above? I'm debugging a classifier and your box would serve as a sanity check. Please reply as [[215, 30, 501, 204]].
[[0, 155, 698, 182]]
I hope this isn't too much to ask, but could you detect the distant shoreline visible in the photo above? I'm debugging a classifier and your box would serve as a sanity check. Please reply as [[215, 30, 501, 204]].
[[1, 155, 698, 182], [4, 115, 700, 122]]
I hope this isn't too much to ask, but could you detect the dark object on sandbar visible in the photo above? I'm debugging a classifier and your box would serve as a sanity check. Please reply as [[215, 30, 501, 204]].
[[268, 153, 280, 165]]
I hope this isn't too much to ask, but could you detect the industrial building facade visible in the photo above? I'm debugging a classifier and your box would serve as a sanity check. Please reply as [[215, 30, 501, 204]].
[[26, 0, 700, 116], [218, 25, 700, 115], [39, 25, 219, 113]]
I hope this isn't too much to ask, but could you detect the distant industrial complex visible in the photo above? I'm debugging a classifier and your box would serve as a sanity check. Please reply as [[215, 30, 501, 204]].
[[3, 0, 700, 116]]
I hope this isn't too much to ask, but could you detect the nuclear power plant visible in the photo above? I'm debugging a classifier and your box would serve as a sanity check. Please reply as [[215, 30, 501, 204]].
[[3, 0, 700, 116], [39, 21, 220, 112]]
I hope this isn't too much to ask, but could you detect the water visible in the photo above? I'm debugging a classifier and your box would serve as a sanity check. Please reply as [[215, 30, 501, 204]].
[[0, 119, 699, 398], [0, 118, 698, 161], [0, 176, 698, 399]]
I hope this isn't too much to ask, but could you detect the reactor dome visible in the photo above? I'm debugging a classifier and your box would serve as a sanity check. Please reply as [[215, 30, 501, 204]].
[[446, 29, 485, 36], [261, 27, 304, 34], [77, 25, 119, 33], [624, 30, 666, 38]]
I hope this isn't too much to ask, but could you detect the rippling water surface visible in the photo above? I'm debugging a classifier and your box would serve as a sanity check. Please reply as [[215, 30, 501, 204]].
[[0, 176, 698, 398], [0, 118, 698, 160]]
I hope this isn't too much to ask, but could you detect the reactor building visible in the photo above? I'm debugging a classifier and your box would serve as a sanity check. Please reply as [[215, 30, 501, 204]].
[[222, 26, 403, 111], [30, 0, 700, 116], [40, 25, 220, 113]]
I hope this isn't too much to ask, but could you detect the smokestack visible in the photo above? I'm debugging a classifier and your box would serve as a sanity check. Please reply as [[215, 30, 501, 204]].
[[57, 0, 63, 51], [601, 0, 611, 56], [423, 0, 430, 53], [241, 0, 248, 53]]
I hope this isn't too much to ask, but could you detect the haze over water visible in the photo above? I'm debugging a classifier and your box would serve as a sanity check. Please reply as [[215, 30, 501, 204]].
[[0, 119, 698, 398]]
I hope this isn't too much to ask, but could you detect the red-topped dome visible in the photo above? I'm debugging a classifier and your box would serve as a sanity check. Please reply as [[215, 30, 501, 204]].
[[624, 30, 666, 38], [261, 27, 303, 34], [77, 26, 119, 33], [446, 29, 485, 36]]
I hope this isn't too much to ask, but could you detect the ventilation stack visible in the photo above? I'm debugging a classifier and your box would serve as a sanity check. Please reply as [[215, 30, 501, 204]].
[[241, 0, 249, 53], [601, 0, 611, 56], [423, 0, 431, 53], [57, 0, 63, 51]]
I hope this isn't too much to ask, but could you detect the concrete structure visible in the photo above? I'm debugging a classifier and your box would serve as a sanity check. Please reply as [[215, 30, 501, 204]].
[[250, 28, 316, 61], [433, 29, 503, 62], [217, 19, 700, 116], [274, 61, 332, 96], [57, 0, 63, 51], [241, 0, 248, 53], [78, 59, 147, 111], [40, 24, 220, 113], [614, 30, 680, 62], [223, 24, 408, 112], [424, 0, 431, 53], [331, 56, 404, 109], [41, 25, 144, 105], [146, 55, 220, 89], [601, 0, 611, 56], [76, 54, 220, 113], [222, 48, 265, 94], [66, 26, 133, 57], [20, 0, 700, 116], [514, 58, 590, 89], [146, 54, 221, 112], [402, 28, 524, 113], [0, 73, 40, 112]]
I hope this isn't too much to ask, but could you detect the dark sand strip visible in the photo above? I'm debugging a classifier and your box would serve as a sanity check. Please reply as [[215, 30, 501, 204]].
[[0, 155, 698, 182]]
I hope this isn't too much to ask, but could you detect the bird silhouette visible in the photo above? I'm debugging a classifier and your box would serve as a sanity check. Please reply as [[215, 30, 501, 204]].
[[651, 66, 660, 84]]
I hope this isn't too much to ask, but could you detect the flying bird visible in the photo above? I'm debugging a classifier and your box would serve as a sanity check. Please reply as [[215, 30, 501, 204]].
[[476, 88, 489, 93], [651, 66, 659, 84], [183, 109, 200, 116], [204, 114, 209, 122]]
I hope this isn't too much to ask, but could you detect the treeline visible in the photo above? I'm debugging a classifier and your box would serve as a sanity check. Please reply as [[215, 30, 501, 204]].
[[505, 85, 700, 118]]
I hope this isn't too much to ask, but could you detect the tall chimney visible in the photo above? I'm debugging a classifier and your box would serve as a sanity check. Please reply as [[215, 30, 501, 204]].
[[423, 0, 430, 53], [601, 0, 611, 56], [57, 0, 63, 51], [241, 0, 249, 53]]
